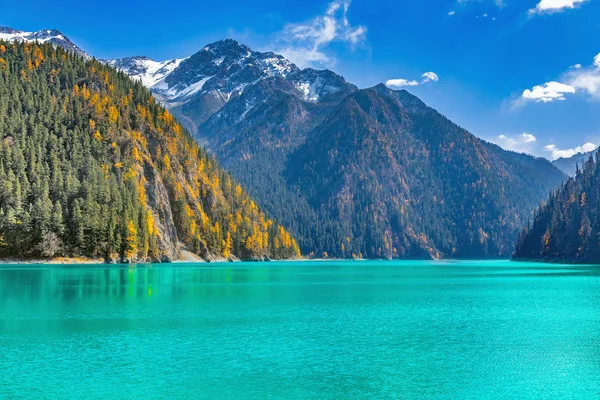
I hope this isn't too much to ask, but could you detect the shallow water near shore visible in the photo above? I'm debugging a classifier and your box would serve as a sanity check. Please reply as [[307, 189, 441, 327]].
[[1, 259, 600, 399]]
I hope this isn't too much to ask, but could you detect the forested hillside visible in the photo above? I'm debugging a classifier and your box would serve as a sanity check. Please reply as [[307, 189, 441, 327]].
[[281, 85, 566, 259], [57, 37, 567, 260], [198, 80, 566, 259], [0, 41, 300, 262], [514, 151, 600, 262]]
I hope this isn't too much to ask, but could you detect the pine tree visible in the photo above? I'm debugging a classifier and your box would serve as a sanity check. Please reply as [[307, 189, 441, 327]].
[[0, 40, 300, 262]]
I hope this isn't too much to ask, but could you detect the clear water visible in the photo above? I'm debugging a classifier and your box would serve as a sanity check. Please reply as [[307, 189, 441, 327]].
[[1, 260, 600, 399]]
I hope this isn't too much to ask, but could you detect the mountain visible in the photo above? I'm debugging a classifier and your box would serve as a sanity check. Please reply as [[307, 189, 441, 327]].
[[277, 84, 564, 258], [107, 38, 566, 259], [0, 26, 88, 58], [103, 56, 186, 88], [106, 39, 355, 129], [514, 151, 600, 262], [0, 40, 300, 262], [2, 27, 566, 259], [552, 149, 596, 176]]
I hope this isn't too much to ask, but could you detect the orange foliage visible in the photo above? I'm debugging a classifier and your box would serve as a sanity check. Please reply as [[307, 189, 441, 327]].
[[147, 211, 156, 236], [163, 154, 171, 170], [132, 147, 142, 162], [108, 106, 119, 123]]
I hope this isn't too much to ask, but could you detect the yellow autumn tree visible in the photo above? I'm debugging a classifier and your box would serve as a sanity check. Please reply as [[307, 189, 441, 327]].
[[146, 211, 156, 236], [108, 105, 119, 123], [163, 154, 171, 170], [132, 147, 142, 162], [223, 231, 232, 258], [124, 220, 138, 260]]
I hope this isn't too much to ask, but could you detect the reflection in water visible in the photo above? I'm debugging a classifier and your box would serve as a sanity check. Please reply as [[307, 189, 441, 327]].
[[1, 260, 600, 399], [0, 265, 275, 303]]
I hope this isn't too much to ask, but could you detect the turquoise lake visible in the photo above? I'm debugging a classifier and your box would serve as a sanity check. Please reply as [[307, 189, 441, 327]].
[[1, 260, 600, 399]]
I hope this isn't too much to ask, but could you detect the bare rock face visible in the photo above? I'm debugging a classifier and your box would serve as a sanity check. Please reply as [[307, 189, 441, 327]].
[[142, 161, 180, 261]]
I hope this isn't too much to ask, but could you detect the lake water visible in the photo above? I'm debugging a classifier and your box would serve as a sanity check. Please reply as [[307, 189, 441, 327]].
[[1, 260, 600, 399]]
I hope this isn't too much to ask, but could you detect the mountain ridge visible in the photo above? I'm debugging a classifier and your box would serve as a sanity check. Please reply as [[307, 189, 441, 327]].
[[0, 26, 567, 259], [552, 149, 597, 176], [0, 26, 88, 58], [104, 35, 564, 258]]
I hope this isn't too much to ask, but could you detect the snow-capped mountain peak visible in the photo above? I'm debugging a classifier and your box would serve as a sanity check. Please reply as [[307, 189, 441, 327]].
[[103, 56, 187, 88], [1, 26, 353, 118], [288, 68, 350, 103], [0, 26, 89, 58], [102, 38, 356, 119], [202, 38, 251, 56], [138, 39, 301, 107]]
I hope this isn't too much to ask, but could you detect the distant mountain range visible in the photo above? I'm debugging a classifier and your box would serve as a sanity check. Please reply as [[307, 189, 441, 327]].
[[0, 26, 567, 259], [552, 150, 597, 176]]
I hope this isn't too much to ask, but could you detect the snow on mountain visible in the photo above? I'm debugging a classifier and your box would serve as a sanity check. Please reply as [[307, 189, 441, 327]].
[[154, 74, 212, 100], [103, 56, 186, 88], [109, 39, 350, 111], [1, 26, 352, 119], [149, 39, 301, 107], [290, 76, 339, 102], [0, 26, 88, 58]]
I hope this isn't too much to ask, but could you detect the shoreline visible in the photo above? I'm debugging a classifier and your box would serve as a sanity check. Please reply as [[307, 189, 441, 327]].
[[0, 257, 105, 265], [9, 257, 583, 266], [0, 256, 305, 265], [0, 257, 514, 266]]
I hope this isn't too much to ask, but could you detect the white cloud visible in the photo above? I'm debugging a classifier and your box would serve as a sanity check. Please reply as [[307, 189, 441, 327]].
[[274, 0, 367, 68], [564, 53, 600, 99], [448, 10, 456, 15], [521, 81, 576, 103], [544, 142, 597, 160], [530, 0, 587, 14], [422, 72, 439, 83], [494, 134, 598, 160], [385, 78, 419, 87], [275, 47, 332, 66], [386, 72, 439, 88], [495, 133, 538, 154], [568, 69, 600, 97], [516, 53, 600, 107]]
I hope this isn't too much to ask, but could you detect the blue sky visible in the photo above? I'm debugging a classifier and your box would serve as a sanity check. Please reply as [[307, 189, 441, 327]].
[[2, 0, 600, 160]]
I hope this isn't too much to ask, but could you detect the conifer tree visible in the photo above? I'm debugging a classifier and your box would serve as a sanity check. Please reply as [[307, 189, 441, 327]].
[[0, 40, 300, 262]]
